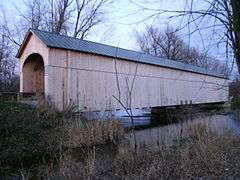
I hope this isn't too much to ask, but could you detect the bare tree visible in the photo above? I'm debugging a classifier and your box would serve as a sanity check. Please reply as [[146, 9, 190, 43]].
[[229, 74, 240, 98], [55, 0, 73, 34], [73, 0, 108, 39], [0, 0, 110, 93], [136, 25, 228, 74], [136, 26, 196, 62], [17, 0, 46, 31], [16, 0, 109, 38], [231, 0, 240, 73], [131, 0, 236, 74], [17, 0, 72, 35], [0, 26, 19, 92], [112, 46, 140, 151], [46, 0, 73, 34]]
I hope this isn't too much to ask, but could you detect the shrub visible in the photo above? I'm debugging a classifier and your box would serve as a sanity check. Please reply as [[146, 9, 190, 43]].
[[0, 101, 67, 178], [0, 101, 125, 178], [231, 96, 240, 109]]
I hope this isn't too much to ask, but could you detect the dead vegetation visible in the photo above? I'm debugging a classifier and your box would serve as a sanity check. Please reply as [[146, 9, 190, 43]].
[[0, 101, 124, 179], [67, 119, 124, 148], [113, 123, 240, 179], [36, 122, 240, 179], [1, 101, 240, 179]]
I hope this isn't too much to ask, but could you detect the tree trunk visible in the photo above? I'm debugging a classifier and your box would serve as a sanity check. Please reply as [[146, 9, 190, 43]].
[[231, 0, 240, 74]]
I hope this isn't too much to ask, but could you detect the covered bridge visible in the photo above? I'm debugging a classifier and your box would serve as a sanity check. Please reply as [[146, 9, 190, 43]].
[[17, 29, 229, 111]]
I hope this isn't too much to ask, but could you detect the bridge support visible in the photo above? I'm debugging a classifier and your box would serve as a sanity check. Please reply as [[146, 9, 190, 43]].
[[151, 102, 225, 115], [150, 102, 226, 124]]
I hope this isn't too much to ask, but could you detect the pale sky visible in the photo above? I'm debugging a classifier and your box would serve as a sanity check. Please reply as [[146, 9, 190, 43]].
[[1, 0, 235, 74], [0, 0, 207, 49]]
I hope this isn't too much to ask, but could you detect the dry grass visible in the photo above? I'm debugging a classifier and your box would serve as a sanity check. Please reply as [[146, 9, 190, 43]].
[[67, 119, 124, 148], [113, 123, 240, 179], [37, 99, 125, 148], [2, 100, 240, 179], [39, 122, 240, 179], [0, 100, 125, 179]]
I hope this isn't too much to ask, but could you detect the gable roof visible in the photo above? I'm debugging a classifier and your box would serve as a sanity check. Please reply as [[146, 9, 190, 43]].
[[17, 29, 228, 79]]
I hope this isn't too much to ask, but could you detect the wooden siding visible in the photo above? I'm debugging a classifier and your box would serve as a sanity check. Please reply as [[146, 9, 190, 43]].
[[19, 33, 228, 111], [19, 33, 49, 95], [47, 48, 228, 111]]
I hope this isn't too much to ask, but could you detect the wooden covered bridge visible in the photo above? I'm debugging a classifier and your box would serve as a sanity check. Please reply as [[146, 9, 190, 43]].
[[16, 29, 229, 111]]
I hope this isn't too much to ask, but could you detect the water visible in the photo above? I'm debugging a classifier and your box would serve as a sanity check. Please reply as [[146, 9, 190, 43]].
[[81, 106, 240, 130], [80, 107, 240, 151], [126, 113, 240, 149], [66, 109, 240, 178], [6, 107, 240, 179], [70, 101, 240, 148], [81, 108, 152, 128]]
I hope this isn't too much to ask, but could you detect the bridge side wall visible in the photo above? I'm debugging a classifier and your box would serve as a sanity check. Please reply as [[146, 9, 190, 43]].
[[47, 48, 228, 111]]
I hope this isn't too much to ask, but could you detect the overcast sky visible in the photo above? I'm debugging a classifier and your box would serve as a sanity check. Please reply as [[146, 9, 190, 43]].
[[0, 0, 206, 49], [1, 0, 235, 74]]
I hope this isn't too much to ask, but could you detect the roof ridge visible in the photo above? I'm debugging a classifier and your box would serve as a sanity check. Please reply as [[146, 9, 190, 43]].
[[27, 29, 228, 79], [30, 29, 203, 66], [30, 28, 140, 54]]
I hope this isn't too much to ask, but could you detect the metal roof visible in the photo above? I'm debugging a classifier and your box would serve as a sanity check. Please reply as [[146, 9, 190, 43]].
[[18, 29, 228, 79]]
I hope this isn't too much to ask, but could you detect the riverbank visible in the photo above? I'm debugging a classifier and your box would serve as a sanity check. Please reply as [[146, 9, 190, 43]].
[[1, 101, 240, 179]]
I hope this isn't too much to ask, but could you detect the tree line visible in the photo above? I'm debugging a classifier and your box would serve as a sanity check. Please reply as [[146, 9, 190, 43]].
[[1, 0, 239, 92], [0, 0, 110, 92], [136, 25, 228, 75]]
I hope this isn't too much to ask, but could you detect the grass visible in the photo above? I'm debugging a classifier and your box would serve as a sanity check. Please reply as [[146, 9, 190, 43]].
[[1, 100, 240, 179], [68, 119, 124, 148], [0, 100, 32, 110], [0, 101, 67, 178], [111, 124, 240, 179], [37, 122, 240, 180], [0, 101, 124, 179]]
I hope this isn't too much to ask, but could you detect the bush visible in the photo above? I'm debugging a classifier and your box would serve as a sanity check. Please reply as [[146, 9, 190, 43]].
[[0, 101, 67, 177], [231, 96, 240, 109], [0, 101, 125, 178]]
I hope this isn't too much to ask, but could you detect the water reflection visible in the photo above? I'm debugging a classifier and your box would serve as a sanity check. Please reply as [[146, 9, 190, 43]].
[[81, 107, 240, 149], [126, 113, 240, 149]]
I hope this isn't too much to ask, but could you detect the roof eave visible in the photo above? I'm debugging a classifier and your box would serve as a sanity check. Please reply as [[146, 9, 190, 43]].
[[16, 29, 33, 58], [17, 29, 229, 80], [47, 45, 229, 80]]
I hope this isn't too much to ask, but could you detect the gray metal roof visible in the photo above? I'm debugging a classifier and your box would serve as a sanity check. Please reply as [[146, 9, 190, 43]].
[[25, 29, 228, 79]]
